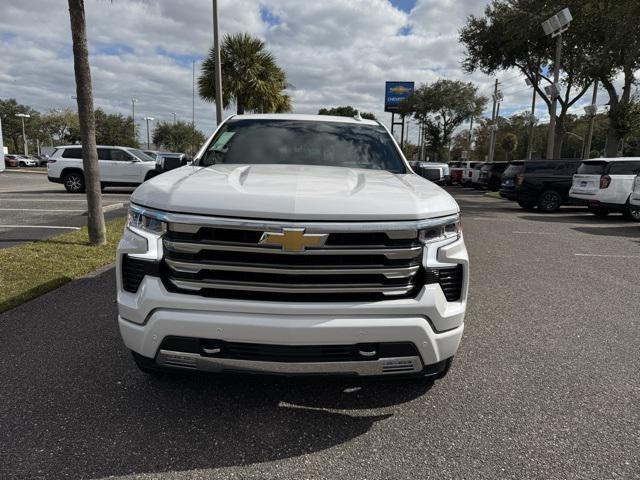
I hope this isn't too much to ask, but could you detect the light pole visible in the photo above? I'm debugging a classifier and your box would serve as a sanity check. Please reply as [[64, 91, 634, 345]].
[[131, 98, 138, 142], [542, 8, 572, 160], [525, 75, 538, 160], [564, 131, 584, 157], [583, 81, 599, 159], [488, 80, 503, 163], [143, 117, 154, 150], [212, 0, 223, 124], [15, 113, 31, 155]]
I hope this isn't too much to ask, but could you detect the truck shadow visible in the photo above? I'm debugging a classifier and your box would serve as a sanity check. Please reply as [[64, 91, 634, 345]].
[[1, 269, 434, 479]]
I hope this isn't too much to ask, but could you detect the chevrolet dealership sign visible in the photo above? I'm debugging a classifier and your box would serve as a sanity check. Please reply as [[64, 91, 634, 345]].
[[384, 81, 414, 113]]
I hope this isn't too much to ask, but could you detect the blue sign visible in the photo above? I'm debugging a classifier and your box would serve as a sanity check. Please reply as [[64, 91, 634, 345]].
[[384, 81, 414, 112]]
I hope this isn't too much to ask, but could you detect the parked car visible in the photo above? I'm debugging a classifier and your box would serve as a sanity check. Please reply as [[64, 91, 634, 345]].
[[34, 154, 50, 167], [511, 160, 581, 212], [630, 174, 640, 211], [156, 152, 189, 173], [499, 161, 525, 199], [4, 155, 37, 167], [477, 162, 508, 191], [47, 145, 158, 193], [416, 162, 450, 185], [460, 161, 482, 187], [570, 158, 640, 221], [449, 162, 463, 185], [118, 113, 468, 380]]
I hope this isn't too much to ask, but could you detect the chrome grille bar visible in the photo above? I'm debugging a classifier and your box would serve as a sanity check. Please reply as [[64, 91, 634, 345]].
[[165, 258, 419, 279], [168, 278, 415, 296], [164, 239, 422, 259]]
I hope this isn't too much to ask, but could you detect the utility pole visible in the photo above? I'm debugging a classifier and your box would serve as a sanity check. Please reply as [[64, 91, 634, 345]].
[[468, 116, 474, 158], [542, 8, 572, 160], [131, 98, 138, 142], [212, 0, 223, 124], [488, 79, 500, 163], [583, 81, 599, 159], [526, 75, 538, 160]]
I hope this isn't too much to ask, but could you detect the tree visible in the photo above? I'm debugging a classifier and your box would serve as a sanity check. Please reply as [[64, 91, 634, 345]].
[[460, 0, 592, 158], [199, 33, 291, 115], [68, 0, 105, 245], [318, 106, 376, 120], [575, 1, 640, 156], [94, 109, 137, 146], [38, 109, 81, 146], [400, 80, 487, 161], [152, 120, 207, 153], [0, 99, 39, 153], [500, 133, 518, 160]]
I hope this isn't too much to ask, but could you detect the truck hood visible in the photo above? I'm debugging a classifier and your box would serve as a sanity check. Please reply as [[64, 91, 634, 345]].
[[132, 164, 459, 221]]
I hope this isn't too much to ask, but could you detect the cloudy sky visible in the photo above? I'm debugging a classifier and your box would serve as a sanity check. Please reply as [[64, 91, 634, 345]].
[[0, 0, 588, 144]]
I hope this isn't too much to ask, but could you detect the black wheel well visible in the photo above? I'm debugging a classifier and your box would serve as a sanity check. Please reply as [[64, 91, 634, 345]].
[[144, 170, 159, 181], [61, 168, 85, 180]]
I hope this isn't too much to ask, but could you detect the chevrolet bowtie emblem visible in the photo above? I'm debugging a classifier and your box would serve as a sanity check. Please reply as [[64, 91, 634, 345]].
[[259, 228, 328, 252]]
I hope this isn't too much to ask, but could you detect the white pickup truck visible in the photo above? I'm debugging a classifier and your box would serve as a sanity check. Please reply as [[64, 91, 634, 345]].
[[117, 114, 469, 381]]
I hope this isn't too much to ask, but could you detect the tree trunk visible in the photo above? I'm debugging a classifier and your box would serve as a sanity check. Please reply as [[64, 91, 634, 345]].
[[236, 101, 245, 115], [604, 125, 619, 157], [68, 0, 105, 245]]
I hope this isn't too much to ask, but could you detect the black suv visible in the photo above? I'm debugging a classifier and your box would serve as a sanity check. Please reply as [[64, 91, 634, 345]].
[[499, 161, 525, 200], [478, 162, 508, 191], [511, 160, 581, 212]]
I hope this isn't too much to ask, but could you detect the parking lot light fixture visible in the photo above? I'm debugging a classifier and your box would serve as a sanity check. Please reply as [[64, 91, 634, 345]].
[[15, 113, 31, 155], [542, 8, 572, 160], [143, 116, 155, 150]]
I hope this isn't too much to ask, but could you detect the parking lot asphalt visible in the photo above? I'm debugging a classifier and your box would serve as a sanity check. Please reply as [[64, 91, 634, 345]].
[[1, 188, 638, 480], [0, 170, 131, 248]]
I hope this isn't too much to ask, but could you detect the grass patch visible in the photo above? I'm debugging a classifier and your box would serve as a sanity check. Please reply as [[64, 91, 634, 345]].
[[484, 191, 502, 199], [0, 217, 126, 313]]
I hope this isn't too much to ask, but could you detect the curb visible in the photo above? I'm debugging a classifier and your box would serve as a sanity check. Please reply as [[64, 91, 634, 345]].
[[6, 168, 48, 174], [80, 262, 115, 279], [82, 202, 128, 216]]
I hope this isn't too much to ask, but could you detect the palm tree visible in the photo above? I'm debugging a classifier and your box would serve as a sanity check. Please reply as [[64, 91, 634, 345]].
[[198, 33, 291, 115], [67, 0, 105, 245]]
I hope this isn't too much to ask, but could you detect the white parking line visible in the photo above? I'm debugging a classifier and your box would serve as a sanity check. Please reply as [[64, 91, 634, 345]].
[[0, 225, 81, 230], [513, 231, 559, 235], [0, 208, 86, 212], [575, 253, 640, 259]]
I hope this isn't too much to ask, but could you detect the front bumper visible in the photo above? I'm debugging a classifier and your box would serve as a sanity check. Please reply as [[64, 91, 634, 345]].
[[117, 227, 468, 377]]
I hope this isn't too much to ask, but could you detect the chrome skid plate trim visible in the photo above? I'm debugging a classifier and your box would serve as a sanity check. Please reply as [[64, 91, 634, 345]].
[[157, 350, 423, 376]]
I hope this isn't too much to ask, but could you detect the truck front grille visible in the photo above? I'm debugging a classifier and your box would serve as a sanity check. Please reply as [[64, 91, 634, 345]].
[[161, 222, 425, 302]]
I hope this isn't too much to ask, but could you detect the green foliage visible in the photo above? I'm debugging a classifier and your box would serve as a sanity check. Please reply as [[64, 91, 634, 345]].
[[94, 109, 138, 147], [39, 109, 80, 145], [0, 98, 40, 153], [500, 133, 518, 160], [401, 80, 486, 161], [318, 106, 376, 120], [152, 120, 207, 153], [459, 0, 592, 157], [198, 33, 291, 114]]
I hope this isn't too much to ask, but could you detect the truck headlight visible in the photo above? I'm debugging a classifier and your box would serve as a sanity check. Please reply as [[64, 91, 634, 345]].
[[127, 208, 166, 235], [419, 218, 461, 244]]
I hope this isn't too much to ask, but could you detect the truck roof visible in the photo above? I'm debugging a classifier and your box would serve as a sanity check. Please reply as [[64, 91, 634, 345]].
[[228, 113, 380, 126]]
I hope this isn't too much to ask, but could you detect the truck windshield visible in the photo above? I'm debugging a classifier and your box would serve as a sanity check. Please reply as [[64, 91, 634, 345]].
[[199, 119, 406, 173], [503, 163, 524, 177]]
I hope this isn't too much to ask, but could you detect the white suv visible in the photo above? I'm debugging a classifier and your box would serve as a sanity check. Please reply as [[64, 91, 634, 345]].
[[570, 158, 640, 221], [117, 114, 468, 381], [631, 175, 640, 210], [47, 145, 158, 193]]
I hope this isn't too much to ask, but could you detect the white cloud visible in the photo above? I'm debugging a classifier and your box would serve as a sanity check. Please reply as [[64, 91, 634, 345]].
[[0, 0, 584, 146]]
